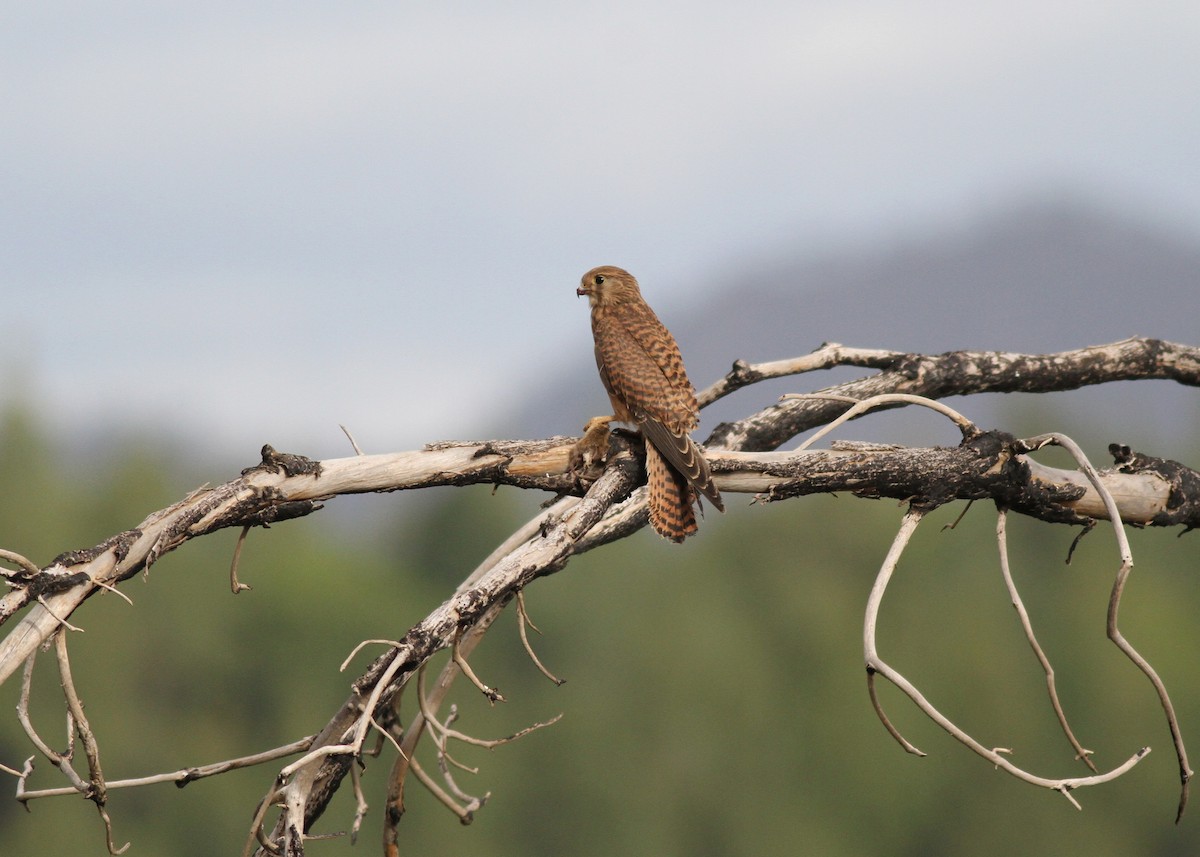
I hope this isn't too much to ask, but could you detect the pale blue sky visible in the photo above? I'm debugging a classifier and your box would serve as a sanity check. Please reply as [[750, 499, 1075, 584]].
[[4, 2, 1198, 459]]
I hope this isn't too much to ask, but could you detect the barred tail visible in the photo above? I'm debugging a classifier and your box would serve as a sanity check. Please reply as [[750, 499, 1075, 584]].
[[645, 442, 698, 542]]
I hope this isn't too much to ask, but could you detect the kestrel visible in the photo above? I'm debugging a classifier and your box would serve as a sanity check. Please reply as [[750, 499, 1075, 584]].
[[576, 265, 723, 541]]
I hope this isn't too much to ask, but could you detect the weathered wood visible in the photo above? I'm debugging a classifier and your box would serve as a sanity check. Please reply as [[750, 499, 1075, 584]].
[[3, 336, 1200, 854]]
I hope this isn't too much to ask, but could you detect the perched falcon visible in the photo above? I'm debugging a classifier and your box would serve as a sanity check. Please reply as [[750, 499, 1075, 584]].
[[576, 265, 723, 541]]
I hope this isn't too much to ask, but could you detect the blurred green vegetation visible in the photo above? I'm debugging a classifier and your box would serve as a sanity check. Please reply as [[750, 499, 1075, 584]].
[[2, 399, 1200, 857]]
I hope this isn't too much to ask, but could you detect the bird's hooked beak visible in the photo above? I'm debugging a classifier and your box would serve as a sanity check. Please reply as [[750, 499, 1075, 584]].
[[576, 285, 590, 297]]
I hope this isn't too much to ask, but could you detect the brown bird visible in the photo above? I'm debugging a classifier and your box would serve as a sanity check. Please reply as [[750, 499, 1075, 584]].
[[576, 265, 723, 541]]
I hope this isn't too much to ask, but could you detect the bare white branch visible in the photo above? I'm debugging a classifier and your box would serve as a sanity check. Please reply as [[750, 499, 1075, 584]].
[[864, 504, 1154, 806], [2, 337, 1199, 851]]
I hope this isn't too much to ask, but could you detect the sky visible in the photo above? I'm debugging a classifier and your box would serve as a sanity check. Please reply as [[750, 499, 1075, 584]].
[[3, 1, 1198, 463]]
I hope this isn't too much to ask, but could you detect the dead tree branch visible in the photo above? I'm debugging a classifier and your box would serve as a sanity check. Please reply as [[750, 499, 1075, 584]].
[[1, 337, 1199, 854], [704, 336, 1200, 450]]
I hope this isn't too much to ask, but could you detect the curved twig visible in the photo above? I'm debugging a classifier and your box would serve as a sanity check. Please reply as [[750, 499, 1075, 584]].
[[516, 590, 565, 686], [995, 508, 1096, 771], [863, 507, 929, 755], [416, 663, 561, 750], [452, 635, 504, 703], [1023, 432, 1193, 820], [0, 549, 41, 581], [865, 507, 1152, 807], [866, 668, 926, 756], [697, 344, 905, 408], [788, 392, 978, 452], [229, 526, 252, 593]]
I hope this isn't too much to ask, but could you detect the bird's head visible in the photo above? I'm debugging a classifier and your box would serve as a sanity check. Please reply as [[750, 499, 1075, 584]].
[[577, 266, 641, 308]]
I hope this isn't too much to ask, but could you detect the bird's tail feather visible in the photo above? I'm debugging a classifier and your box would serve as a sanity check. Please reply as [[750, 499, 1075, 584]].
[[645, 442, 698, 542]]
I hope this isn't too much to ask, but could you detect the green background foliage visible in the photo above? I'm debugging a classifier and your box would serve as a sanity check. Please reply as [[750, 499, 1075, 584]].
[[1, 401, 1199, 857]]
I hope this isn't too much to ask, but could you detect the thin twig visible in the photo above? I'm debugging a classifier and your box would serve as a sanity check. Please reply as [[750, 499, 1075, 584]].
[[416, 663, 560, 750], [452, 633, 504, 703], [16, 652, 88, 797], [433, 708, 491, 809], [229, 526, 252, 593], [866, 668, 926, 756], [90, 578, 134, 605], [340, 424, 366, 456], [0, 549, 42, 582], [1024, 432, 1193, 820], [277, 640, 413, 781], [97, 803, 130, 856], [429, 713, 479, 776], [36, 596, 84, 633], [696, 344, 905, 408], [54, 631, 109, 803], [516, 590, 565, 686], [368, 716, 409, 759], [788, 392, 977, 452], [941, 500, 975, 531], [407, 757, 479, 823], [384, 597, 514, 849], [995, 507, 1097, 771], [19, 737, 316, 800], [340, 639, 405, 672], [863, 507, 928, 755], [865, 507, 1152, 806], [349, 759, 368, 845], [242, 785, 285, 857], [413, 673, 479, 780]]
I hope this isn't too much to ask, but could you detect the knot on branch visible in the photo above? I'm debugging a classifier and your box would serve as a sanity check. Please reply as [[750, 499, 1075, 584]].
[[24, 570, 92, 598], [890, 352, 927, 381], [49, 531, 140, 572], [242, 445, 323, 479], [235, 500, 322, 529], [994, 435, 1091, 525], [726, 358, 762, 385], [1110, 443, 1200, 531]]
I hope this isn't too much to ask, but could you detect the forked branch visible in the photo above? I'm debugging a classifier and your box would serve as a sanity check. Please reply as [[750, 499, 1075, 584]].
[[1, 337, 1199, 854], [864, 507, 1151, 810], [862, 423, 1191, 816]]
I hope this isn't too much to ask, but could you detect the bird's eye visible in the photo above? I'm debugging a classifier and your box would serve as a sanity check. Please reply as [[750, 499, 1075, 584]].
[[593, 274, 605, 285]]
